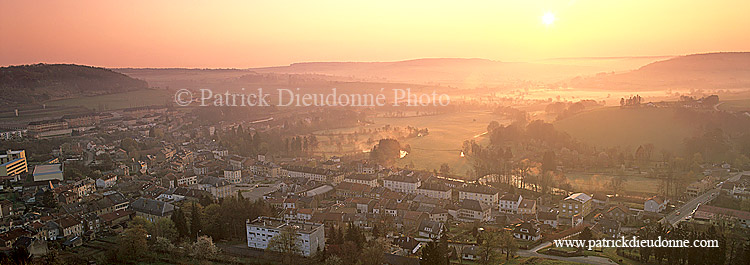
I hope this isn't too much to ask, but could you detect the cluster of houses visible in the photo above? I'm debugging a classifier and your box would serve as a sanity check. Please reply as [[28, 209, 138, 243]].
[[2, 104, 749, 263]]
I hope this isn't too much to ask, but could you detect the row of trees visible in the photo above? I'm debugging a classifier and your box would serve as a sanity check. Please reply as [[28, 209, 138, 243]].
[[106, 195, 276, 263], [632, 223, 750, 265]]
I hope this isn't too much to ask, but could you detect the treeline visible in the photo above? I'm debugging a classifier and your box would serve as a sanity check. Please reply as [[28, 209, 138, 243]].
[[464, 120, 584, 193], [216, 125, 320, 157], [630, 223, 750, 265], [545, 99, 603, 120], [0, 63, 148, 105], [677, 108, 750, 167]]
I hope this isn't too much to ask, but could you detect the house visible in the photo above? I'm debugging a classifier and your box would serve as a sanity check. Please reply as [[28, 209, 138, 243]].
[[458, 184, 499, 205], [131, 197, 175, 222], [428, 207, 449, 223], [0, 200, 13, 218], [559, 193, 592, 219], [417, 219, 444, 239], [0, 228, 32, 248], [458, 199, 491, 222], [461, 245, 480, 261], [512, 222, 541, 241], [296, 208, 315, 221], [499, 194, 523, 213], [99, 209, 134, 227], [691, 205, 750, 228], [177, 175, 199, 187], [283, 198, 298, 209], [335, 182, 373, 198], [537, 211, 559, 229], [228, 155, 248, 170], [403, 211, 428, 232], [591, 193, 610, 209], [246, 216, 325, 257], [57, 191, 79, 205], [222, 169, 242, 184], [197, 176, 232, 199], [687, 176, 715, 197], [518, 198, 536, 215], [96, 174, 118, 189], [393, 236, 421, 255], [347, 197, 373, 213], [605, 205, 631, 223], [57, 216, 83, 238], [43, 221, 61, 240], [416, 182, 451, 200], [310, 212, 345, 231], [593, 218, 621, 238], [644, 196, 668, 213], [383, 175, 421, 194], [344, 173, 378, 187], [283, 165, 344, 184]]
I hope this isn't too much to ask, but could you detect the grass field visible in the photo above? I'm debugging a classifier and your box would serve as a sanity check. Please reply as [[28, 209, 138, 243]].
[[565, 172, 660, 194], [46, 89, 173, 110], [554, 107, 697, 152], [314, 110, 504, 177], [717, 98, 750, 112]]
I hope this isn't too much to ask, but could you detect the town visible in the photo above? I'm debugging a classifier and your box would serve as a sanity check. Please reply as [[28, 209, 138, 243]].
[[1, 101, 749, 265]]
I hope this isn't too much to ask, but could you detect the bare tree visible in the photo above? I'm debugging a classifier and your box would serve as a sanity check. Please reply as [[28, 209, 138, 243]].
[[267, 225, 300, 263]]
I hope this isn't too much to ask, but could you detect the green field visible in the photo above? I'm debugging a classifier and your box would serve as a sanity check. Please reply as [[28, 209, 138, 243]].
[[46, 89, 173, 111], [315, 110, 504, 176], [554, 107, 697, 152]]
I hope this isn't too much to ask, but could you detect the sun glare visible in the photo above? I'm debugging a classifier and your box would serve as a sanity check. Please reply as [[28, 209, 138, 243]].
[[542, 12, 556, 26]]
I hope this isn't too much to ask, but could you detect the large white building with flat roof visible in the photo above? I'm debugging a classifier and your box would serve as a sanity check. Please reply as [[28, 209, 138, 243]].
[[246, 216, 325, 257], [33, 163, 64, 182]]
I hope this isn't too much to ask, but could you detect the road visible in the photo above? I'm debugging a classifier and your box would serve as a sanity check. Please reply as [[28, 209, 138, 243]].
[[516, 241, 617, 265], [663, 171, 745, 225]]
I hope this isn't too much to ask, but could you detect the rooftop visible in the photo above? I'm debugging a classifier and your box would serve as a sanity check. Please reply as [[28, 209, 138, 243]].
[[564, 193, 592, 204], [247, 216, 323, 234], [33, 164, 63, 177]]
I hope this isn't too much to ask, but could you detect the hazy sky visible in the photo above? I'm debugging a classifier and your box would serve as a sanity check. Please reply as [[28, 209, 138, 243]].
[[1, 0, 749, 68]]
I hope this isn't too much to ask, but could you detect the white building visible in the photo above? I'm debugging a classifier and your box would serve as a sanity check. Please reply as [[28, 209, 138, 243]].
[[246, 216, 325, 257], [177, 175, 198, 187], [644, 196, 668, 213], [32, 163, 64, 182], [458, 199, 491, 222], [416, 182, 452, 200], [499, 194, 523, 214], [458, 185, 499, 205], [96, 174, 118, 189], [383, 175, 421, 194], [283, 166, 344, 184], [344, 173, 378, 187], [223, 169, 242, 184]]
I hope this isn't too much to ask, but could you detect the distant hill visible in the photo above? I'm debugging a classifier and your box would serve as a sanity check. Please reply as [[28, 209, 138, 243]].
[[563, 52, 750, 90], [0, 64, 148, 105], [249, 58, 600, 87]]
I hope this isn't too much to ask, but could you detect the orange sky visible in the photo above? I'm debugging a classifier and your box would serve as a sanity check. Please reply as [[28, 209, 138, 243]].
[[1, 0, 749, 68]]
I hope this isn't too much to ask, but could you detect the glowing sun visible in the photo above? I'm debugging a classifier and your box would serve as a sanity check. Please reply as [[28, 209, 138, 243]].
[[542, 12, 556, 26]]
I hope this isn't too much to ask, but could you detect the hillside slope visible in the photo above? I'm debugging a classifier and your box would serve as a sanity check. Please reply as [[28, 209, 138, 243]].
[[0, 64, 148, 105], [250, 58, 599, 86], [563, 52, 750, 90], [554, 107, 699, 152]]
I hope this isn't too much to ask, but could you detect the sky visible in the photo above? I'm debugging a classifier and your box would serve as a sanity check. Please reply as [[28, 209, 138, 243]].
[[1, 0, 749, 68]]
